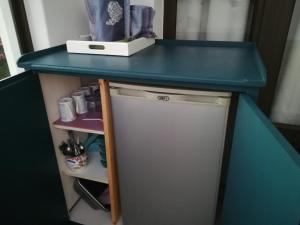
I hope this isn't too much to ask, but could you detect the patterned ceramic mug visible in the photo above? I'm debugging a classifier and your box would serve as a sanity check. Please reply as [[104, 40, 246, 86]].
[[65, 154, 88, 171]]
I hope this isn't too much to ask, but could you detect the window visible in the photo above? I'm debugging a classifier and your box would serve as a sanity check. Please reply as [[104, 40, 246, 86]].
[[271, 0, 300, 126], [0, 0, 24, 80], [176, 0, 252, 41], [0, 37, 9, 79]]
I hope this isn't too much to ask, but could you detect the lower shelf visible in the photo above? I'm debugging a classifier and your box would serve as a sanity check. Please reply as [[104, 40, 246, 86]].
[[62, 151, 108, 184], [70, 198, 122, 225]]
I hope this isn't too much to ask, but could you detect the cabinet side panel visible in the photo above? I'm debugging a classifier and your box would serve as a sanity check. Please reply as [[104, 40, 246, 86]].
[[221, 95, 300, 225], [0, 72, 68, 224]]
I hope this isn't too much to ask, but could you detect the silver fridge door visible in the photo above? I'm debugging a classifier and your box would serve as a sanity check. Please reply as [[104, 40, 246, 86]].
[[110, 83, 231, 225]]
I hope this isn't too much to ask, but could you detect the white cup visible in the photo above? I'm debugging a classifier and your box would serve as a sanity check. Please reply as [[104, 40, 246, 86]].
[[72, 92, 88, 114], [58, 97, 77, 122]]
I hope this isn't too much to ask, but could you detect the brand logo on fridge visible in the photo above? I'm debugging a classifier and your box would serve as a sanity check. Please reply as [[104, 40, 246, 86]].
[[157, 96, 170, 101]]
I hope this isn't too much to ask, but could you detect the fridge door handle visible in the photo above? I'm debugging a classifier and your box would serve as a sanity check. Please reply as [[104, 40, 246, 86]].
[[110, 87, 148, 98], [110, 88, 230, 106]]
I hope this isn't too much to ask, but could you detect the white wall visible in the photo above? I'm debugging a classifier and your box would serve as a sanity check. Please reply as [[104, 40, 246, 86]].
[[25, 0, 163, 51], [24, 0, 89, 50], [43, 0, 90, 46]]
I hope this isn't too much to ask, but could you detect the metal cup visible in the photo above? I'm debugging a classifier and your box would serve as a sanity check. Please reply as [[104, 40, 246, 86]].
[[58, 97, 77, 122], [89, 83, 99, 95], [72, 92, 88, 114], [79, 87, 91, 96]]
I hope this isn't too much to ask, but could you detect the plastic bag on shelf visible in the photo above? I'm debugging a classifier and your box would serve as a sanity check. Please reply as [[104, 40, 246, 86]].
[[84, 134, 107, 168]]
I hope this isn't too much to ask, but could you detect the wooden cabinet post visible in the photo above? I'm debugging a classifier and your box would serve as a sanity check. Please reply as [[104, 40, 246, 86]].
[[99, 79, 120, 224]]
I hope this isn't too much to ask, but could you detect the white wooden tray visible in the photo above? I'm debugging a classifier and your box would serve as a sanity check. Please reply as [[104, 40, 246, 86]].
[[66, 37, 155, 56]]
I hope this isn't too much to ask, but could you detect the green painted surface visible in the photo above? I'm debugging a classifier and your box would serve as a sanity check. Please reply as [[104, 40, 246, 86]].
[[0, 59, 9, 80], [17, 40, 266, 92], [0, 72, 69, 224], [0, 40, 10, 80], [221, 95, 300, 225]]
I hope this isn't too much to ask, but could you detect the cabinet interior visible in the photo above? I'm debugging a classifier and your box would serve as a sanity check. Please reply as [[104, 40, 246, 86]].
[[39, 74, 120, 225]]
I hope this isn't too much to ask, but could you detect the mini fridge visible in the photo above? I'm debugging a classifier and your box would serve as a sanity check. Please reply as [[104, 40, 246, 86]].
[[110, 83, 231, 225]]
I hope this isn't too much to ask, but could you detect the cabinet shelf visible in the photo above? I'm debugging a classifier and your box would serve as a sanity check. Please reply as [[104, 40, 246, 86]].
[[70, 198, 122, 225], [62, 151, 108, 184], [53, 111, 104, 134]]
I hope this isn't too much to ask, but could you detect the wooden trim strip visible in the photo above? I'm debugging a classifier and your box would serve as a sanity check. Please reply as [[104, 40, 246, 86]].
[[99, 79, 120, 224]]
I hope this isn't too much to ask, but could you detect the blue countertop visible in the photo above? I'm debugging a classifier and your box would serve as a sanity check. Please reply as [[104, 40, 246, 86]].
[[17, 40, 266, 92]]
